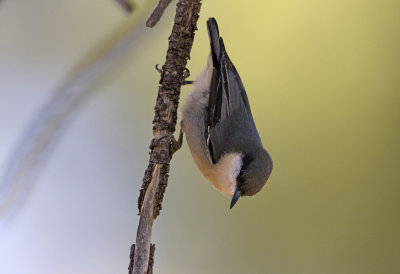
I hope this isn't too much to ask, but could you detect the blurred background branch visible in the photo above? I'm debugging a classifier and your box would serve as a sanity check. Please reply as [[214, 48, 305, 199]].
[[0, 3, 147, 220], [112, 0, 134, 14]]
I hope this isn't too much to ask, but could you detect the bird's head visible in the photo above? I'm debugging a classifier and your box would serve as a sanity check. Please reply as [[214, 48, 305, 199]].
[[230, 149, 273, 209]]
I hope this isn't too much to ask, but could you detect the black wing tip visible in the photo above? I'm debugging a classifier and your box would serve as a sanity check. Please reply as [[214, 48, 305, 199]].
[[207, 17, 219, 33], [207, 17, 220, 43]]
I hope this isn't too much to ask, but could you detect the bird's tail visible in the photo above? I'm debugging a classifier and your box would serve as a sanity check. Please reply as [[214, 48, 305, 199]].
[[207, 17, 222, 68]]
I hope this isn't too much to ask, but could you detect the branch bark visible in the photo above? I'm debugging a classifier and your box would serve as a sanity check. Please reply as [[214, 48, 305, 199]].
[[131, 0, 202, 273]]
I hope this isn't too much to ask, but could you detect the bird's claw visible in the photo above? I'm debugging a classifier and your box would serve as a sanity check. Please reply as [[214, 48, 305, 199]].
[[159, 129, 183, 155], [170, 128, 183, 154], [183, 68, 190, 79], [155, 64, 163, 74]]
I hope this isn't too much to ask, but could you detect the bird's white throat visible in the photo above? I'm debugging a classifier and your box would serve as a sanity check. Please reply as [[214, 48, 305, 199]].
[[203, 152, 242, 197]]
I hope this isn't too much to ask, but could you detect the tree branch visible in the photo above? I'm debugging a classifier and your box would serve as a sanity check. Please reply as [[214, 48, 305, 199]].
[[131, 0, 202, 273], [146, 0, 173, 27]]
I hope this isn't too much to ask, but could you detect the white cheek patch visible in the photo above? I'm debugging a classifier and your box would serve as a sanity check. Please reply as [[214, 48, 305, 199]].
[[211, 152, 243, 196]]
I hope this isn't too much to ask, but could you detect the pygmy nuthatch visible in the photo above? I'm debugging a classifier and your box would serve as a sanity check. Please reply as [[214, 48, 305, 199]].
[[180, 18, 273, 209]]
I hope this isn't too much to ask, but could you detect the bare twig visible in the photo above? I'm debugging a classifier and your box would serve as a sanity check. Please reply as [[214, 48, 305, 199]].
[[112, 0, 134, 14], [146, 0, 173, 27], [132, 0, 201, 273]]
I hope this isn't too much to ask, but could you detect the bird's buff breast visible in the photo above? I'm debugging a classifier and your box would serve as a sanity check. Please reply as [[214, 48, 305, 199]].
[[180, 56, 242, 197], [189, 149, 242, 197]]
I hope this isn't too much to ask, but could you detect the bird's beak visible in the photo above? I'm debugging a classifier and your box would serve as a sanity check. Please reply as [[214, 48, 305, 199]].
[[230, 188, 241, 209]]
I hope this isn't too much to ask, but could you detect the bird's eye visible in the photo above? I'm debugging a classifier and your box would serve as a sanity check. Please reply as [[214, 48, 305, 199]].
[[239, 169, 246, 177]]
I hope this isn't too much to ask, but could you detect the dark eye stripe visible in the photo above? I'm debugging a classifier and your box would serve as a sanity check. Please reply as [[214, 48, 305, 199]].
[[237, 154, 253, 182]]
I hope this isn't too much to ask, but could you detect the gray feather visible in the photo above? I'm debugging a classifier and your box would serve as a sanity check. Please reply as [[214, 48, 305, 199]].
[[206, 19, 261, 163]]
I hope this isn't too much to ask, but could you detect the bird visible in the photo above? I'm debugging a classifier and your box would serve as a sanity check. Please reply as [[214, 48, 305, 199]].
[[180, 17, 273, 209]]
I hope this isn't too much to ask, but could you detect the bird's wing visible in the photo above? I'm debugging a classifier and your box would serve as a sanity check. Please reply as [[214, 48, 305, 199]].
[[206, 18, 255, 163], [220, 40, 252, 116]]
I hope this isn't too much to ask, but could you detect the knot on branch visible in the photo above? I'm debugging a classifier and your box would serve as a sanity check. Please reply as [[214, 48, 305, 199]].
[[152, 87, 179, 132], [149, 137, 173, 163]]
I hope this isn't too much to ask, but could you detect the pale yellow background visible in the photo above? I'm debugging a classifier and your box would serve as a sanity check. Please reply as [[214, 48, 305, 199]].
[[0, 0, 399, 273]]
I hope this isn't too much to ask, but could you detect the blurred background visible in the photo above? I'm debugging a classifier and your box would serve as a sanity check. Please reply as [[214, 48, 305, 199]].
[[0, 0, 399, 273]]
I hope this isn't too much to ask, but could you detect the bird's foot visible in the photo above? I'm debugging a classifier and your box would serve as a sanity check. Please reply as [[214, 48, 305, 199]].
[[167, 128, 184, 155]]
